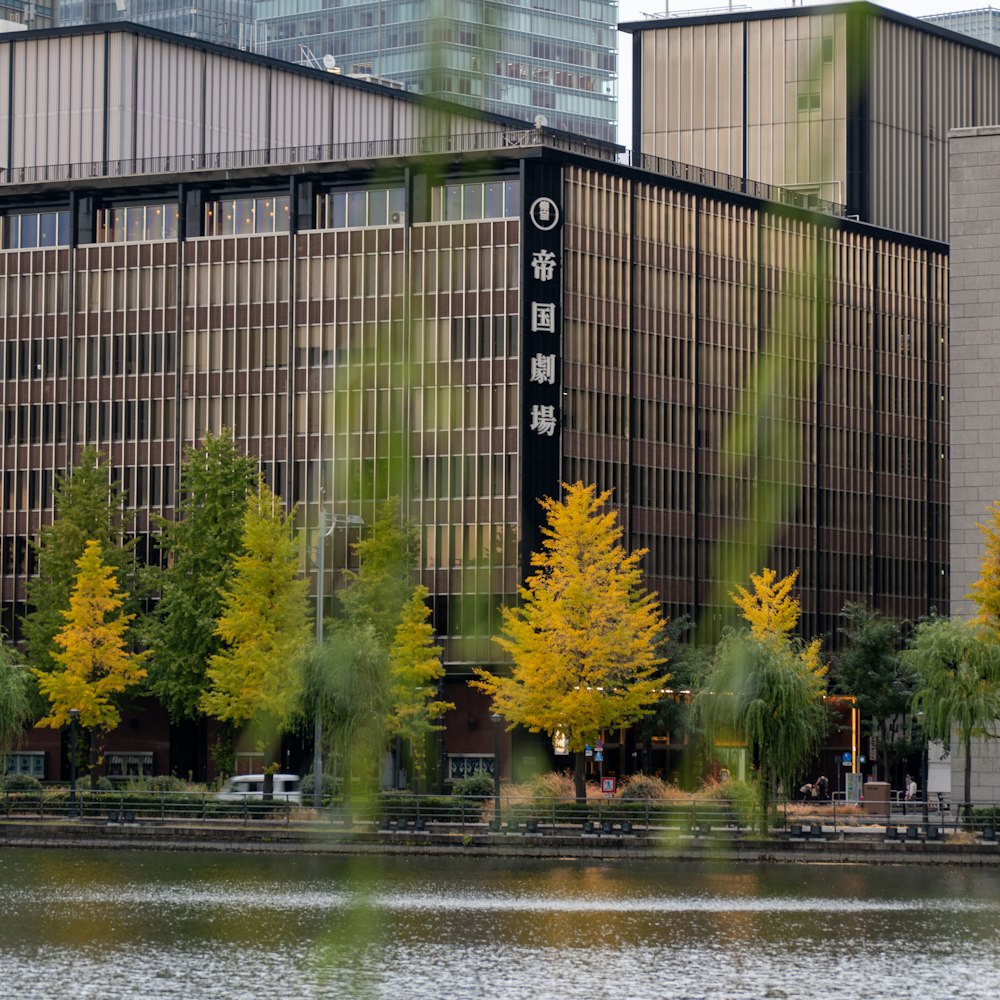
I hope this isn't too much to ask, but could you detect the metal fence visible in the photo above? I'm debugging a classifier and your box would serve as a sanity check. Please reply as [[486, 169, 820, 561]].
[[4, 789, 1000, 842], [1, 129, 845, 220]]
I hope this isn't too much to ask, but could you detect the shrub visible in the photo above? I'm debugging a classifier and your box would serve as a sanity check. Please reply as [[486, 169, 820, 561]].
[[2, 773, 42, 792], [618, 774, 670, 800], [452, 773, 494, 798], [300, 771, 339, 805]]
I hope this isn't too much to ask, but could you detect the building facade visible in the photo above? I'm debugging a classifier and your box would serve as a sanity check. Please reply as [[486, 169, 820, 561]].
[[0, 25, 947, 783], [924, 7, 1000, 47], [622, 1, 1000, 244], [57, 0, 259, 50], [57, 0, 619, 142]]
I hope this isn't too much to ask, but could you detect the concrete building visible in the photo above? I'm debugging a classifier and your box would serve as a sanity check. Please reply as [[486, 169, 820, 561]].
[[57, 0, 619, 143], [621, 1, 1000, 243], [1, 23, 947, 784], [924, 7, 1000, 47]]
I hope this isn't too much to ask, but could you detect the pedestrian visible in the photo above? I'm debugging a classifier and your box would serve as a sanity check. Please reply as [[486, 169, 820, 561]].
[[816, 775, 829, 801], [906, 774, 918, 801], [799, 782, 814, 801]]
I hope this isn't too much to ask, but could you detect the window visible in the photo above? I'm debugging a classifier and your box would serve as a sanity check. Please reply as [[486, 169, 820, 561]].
[[315, 187, 405, 230], [204, 195, 291, 236], [3, 209, 70, 249], [97, 203, 179, 243], [430, 178, 520, 221]]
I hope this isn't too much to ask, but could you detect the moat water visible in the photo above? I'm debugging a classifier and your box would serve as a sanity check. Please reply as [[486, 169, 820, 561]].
[[0, 847, 996, 999]]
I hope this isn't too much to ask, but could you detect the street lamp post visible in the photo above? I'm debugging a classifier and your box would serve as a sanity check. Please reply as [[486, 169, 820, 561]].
[[491, 713, 502, 827], [68, 708, 79, 817], [313, 509, 328, 811], [312, 509, 364, 811]]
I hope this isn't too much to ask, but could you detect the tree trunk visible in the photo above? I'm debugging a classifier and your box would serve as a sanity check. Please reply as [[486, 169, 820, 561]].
[[964, 732, 973, 829], [89, 733, 99, 790], [574, 751, 587, 803]]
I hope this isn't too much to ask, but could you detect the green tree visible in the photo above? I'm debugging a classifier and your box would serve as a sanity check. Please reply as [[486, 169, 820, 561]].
[[473, 482, 668, 801], [302, 626, 391, 792], [697, 629, 828, 833], [338, 499, 418, 643], [33, 540, 148, 786], [903, 616, 1000, 820], [145, 430, 257, 722], [22, 448, 136, 673], [387, 584, 453, 788], [0, 644, 33, 762], [200, 482, 311, 754], [832, 603, 914, 783]]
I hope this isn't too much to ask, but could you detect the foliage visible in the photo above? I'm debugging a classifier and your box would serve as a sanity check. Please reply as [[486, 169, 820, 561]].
[[970, 500, 1000, 628], [200, 483, 311, 737], [730, 566, 827, 682], [832, 603, 914, 782], [22, 448, 138, 673], [903, 616, 1000, 816], [451, 773, 495, 798], [338, 499, 418, 644], [474, 482, 668, 799], [618, 774, 671, 800], [0, 644, 32, 753], [730, 567, 802, 640], [145, 430, 257, 722], [387, 584, 452, 783], [300, 770, 340, 805], [1, 773, 42, 792], [307, 626, 391, 791], [697, 628, 828, 833], [34, 540, 148, 733]]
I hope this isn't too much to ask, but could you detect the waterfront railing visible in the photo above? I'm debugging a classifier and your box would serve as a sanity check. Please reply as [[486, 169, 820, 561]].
[[3, 788, 1000, 843]]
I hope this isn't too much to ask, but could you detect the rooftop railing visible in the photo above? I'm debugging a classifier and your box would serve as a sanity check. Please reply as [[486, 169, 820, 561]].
[[1, 127, 846, 218]]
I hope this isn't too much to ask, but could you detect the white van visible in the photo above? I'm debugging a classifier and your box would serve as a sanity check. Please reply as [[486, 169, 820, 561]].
[[216, 773, 302, 804]]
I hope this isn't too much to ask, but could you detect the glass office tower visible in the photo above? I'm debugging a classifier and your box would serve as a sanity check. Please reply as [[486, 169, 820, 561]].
[[249, 0, 617, 141]]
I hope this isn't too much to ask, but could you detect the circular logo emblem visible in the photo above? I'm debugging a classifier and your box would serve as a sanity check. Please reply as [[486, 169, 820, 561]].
[[529, 197, 560, 231]]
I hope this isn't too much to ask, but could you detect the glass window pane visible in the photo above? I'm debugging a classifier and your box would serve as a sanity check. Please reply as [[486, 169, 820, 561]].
[[484, 181, 503, 218], [274, 195, 290, 232], [504, 180, 520, 217], [20, 213, 38, 248], [446, 184, 462, 220], [388, 187, 405, 215], [332, 192, 347, 228], [464, 183, 483, 219], [369, 189, 388, 226], [347, 190, 366, 227]]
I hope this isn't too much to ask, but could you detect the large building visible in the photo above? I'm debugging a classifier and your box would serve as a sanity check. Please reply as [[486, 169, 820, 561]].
[[57, 0, 619, 143], [0, 23, 947, 783], [56, 0, 259, 50], [924, 7, 1000, 47], [621, 1, 1000, 243]]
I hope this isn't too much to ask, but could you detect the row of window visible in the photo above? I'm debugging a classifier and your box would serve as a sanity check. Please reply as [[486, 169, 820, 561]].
[[3, 179, 520, 249]]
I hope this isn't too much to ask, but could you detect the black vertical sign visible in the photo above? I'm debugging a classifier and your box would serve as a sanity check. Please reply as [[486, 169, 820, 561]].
[[520, 160, 563, 578]]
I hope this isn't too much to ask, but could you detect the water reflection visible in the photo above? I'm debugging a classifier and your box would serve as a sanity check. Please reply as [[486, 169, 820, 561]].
[[1, 849, 997, 999]]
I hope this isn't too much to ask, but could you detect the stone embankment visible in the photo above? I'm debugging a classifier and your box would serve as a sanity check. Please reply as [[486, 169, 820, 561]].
[[2, 817, 1000, 865]]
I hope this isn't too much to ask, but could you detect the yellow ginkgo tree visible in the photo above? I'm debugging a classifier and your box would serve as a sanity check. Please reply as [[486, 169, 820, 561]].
[[474, 482, 668, 802], [34, 539, 148, 787], [387, 584, 453, 789], [970, 500, 1000, 628], [200, 482, 311, 772]]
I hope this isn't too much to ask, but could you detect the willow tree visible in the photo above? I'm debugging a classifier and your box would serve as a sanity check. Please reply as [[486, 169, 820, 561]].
[[698, 567, 828, 832], [474, 482, 668, 802], [903, 616, 1000, 822], [698, 630, 827, 833], [0, 645, 32, 766]]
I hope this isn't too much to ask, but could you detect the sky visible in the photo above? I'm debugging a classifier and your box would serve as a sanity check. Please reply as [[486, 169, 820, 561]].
[[615, 0, 993, 146]]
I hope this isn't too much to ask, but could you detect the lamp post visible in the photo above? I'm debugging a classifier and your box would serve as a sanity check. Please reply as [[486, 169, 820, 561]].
[[491, 713, 502, 827], [68, 708, 79, 817], [312, 509, 364, 810]]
